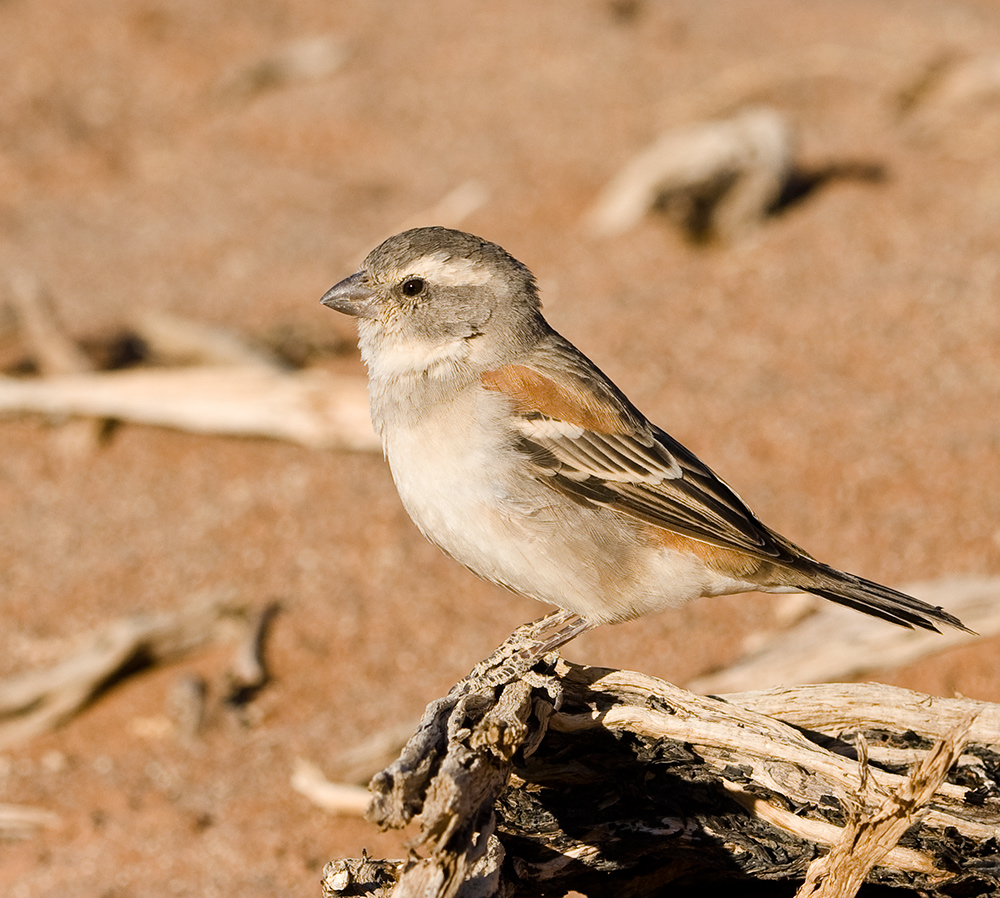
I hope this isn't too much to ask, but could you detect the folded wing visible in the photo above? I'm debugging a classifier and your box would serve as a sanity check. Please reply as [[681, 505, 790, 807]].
[[481, 349, 800, 564]]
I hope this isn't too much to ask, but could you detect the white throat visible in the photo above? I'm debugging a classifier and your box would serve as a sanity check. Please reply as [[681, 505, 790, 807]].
[[359, 326, 471, 382]]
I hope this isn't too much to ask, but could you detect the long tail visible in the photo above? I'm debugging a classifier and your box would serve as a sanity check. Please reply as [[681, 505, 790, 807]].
[[803, 562, 972, 633]]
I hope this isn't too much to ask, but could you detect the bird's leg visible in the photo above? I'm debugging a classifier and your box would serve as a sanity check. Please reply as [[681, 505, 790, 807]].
[[524, 609, 591, 656], [470, 609, 590, 686]]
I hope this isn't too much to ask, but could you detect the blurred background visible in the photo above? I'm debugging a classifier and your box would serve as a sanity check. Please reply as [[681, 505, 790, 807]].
[[1, 1, 999, 895]]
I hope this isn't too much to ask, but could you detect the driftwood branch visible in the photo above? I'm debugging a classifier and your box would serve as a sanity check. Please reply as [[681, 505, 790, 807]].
[[214, 33, 347, 102], [300, 579, 999, 809], [585, 106, 794, 242], [0, 803, 61, 840], [1, 277, 379, 451], [292, 759, 373, 817], [7, 271, 92, 377], [690, 575, 1000, 693], [323, 624, 1000, 898], [0, 592, 253, 749], [796, 716, 976, 898], [0, 367, 378, 451]]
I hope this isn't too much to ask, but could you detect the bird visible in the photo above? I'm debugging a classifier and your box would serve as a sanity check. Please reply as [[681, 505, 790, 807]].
[[320, 226, 967, 648]]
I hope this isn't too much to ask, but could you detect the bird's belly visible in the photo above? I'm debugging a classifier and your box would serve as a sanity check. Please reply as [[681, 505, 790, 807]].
[[383, 417, 722, 624], [386, 422, 566, 593]]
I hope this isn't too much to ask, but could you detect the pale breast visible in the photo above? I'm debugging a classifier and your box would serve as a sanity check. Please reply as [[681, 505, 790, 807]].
[[382, 387, 529, 565], [375, 380, 751, 624], [378, 388, 635, 617]]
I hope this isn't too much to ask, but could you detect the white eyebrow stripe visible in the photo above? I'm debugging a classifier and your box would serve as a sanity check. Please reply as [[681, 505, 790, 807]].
[[405, 253, 493, 287]]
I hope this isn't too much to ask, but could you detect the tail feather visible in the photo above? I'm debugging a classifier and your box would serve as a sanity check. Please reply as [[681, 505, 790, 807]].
[[802, 566, 972, 634]]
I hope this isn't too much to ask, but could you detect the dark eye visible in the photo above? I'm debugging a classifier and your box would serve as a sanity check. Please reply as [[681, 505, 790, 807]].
[[401, 277, 425, 297]]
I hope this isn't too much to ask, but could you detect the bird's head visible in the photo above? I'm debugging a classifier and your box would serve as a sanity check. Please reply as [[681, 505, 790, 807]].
[[321, 227, 544, 379]]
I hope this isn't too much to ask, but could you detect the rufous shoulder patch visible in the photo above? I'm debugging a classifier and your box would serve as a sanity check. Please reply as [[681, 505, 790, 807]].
[[481, 364, 628, 434]]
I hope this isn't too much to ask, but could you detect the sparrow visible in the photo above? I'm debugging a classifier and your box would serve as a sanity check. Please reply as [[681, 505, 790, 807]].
[[321, 227, 966, 642]]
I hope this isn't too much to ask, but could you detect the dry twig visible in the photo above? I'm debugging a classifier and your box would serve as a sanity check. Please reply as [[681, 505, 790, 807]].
[[0, 285, 379, 451], [226, 600, 280, 706], [132, 311, 283, 369], [0, 803, 60, 840], [292, 759, 372, 817], [215, 34, 347, 101], [7, 272, 92, 376], [690, 576, 997, 693], [0, 366, 378, 450], [0, 593, 251, 749], [796, 715, 977, 898], [900, 53, 1000, 157], [585, 106, 794, 241]]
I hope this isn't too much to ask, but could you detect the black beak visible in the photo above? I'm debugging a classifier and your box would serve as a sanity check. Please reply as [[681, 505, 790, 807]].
[[320, 271, 376, 318]]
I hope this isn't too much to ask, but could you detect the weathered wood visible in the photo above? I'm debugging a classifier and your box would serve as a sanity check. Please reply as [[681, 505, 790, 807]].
[[7, 270, 92, 376], [130, 310, 284, 369], [0, 292, 379, 451], [292, 760, 372, 817], [690, 576, 1000, 693], [322, 854, 403, 898], [0, 803, 60, 840], [225, 600, 280, 706], [0, 367, 378, 450], [584, 107, 794, 241], [214, 34, 347, 101], [796, 718, 976, 897], [324, 624, 1000, 898], [0, 593, 253, 748]]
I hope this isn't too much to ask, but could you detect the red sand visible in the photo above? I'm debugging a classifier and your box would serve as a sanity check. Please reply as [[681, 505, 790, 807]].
[[1, 2, 999, 895]]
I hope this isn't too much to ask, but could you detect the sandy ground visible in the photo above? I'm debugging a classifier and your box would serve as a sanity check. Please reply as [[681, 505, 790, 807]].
[[2, 1, 1000, 895]]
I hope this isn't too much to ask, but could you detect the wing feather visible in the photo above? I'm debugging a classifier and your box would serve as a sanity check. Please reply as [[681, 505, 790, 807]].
[[483, 349, 795, 562], [480, 340, 967, 635], [522, 426, 780, 556]]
